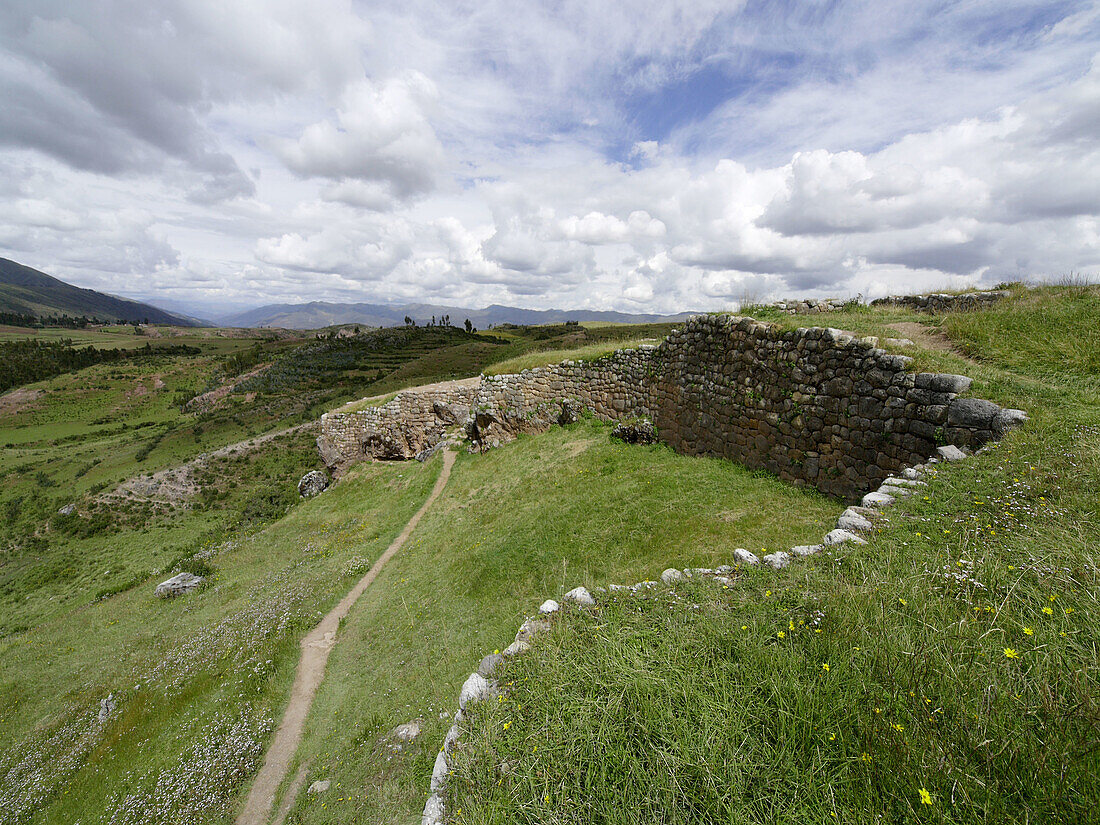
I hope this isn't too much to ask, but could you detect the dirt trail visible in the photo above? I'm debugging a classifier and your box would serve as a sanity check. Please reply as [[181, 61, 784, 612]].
[[235, 449, 457, 825]]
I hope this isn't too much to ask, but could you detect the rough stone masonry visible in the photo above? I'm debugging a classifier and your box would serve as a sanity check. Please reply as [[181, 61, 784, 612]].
[[318, 314, 1025, 502]]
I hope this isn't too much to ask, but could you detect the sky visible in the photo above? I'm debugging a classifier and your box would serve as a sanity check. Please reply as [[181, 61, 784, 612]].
[[1, 0, 1099, 320]]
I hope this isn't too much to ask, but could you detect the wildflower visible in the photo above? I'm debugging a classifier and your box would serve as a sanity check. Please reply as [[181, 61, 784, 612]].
[[741, 625, 748, 630], [1043, 607, 1054, 616], [777, 631, 786, 639], [898, 598, 908, 606], [1004, 648, 1019, 659], [919, 787, 933, 806], [1065, 608, 1074, 615], [503, 721, 511, 730], [892, 723, 905, 732], [1023, 626, 1034, 636], [789, 619, 795, 631], [822, 663, 830, 672], [861, 752, 872, 763], [828, 733, 836, 741]]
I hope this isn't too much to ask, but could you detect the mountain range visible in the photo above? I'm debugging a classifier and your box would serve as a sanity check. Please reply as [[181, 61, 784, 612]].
[[0, 256, 696, 331], [216, 301, 693, 330], [0, 258, 197, 326]]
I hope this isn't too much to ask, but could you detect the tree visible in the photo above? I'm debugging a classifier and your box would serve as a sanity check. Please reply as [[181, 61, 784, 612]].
[[464, 318, 472, 333], [404, 315, 414, 327]]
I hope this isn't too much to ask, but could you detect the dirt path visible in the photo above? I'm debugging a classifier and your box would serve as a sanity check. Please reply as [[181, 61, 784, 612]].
[[235, 449, 458, 825]]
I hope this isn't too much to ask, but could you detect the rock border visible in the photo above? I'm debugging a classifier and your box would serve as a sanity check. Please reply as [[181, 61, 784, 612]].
[[419, 437, 1017, 823]]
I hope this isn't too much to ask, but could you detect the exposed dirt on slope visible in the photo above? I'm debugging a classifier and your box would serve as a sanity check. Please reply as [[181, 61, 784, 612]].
[[0, 387, 43, 415], [100, 420, 320, 507], [185, 363, 271, 413], [235, 449, 458, 825]]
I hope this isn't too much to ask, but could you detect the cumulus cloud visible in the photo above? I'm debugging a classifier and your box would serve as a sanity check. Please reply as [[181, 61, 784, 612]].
[[0, 1, 1098, 317], [277, 72, 445, 201]]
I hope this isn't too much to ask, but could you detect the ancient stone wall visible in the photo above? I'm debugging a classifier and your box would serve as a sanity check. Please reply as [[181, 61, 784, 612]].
[[870, 290, 1009, 313], [318, 315, 1024, 501], [318, 386, 476, 468]]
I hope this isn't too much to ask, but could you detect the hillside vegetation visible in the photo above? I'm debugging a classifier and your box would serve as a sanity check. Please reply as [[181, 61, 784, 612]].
[[0, 287, 1094, 824], [445, 284, 1100, 824]]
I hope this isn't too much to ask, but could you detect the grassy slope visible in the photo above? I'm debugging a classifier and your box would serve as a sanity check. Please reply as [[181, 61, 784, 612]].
[[0, 456, 441, 823], [446, 285, 1100, 824], [280, 421, 843, 824]]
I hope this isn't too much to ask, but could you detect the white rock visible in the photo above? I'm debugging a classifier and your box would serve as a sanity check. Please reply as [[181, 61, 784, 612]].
[[391, 720, 422, 742], [563, 586, 595, 606], [98, 693, 117, 723], [691, 568, 714, 577], [714, 575, 733, 585], [443, 723, 461, 754], [837, 512, 873, 532], [515, 618, 549, 644], [883, 477, 925, 487], [936, 445, 967, 461], [608, 584, 629, 592], [878, 484, 913, 498], [458, 672, 492, 709], [502, 640, 529, 657], [154, 572, 203, 599], [422, 794, 445, 825], [861, 491, 895, 508], [716, 564, 733, 574], [308, 779, 331, 794], [660, 568, 683, 584], [790, 544, 822, 557], [478, 652, 504, 677], [429, 750, 448, 792], [733, 548, 760, 566], [763, 552, 791, 569], [824, 529, 867, 546], [538, 599, 560, 614], [901, 467, 923, 480]]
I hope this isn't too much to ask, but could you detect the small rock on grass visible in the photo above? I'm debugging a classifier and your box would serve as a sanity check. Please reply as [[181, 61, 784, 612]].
[[422, 794, 445, 825], [661, 568, 683, 584], [478, 652, 504, 677], [733, 548, 760, 566], [154, 572, 203, 599], [763, 552, 791, 569], [936, 445, 967, 461], [458, 672, 492, 709], [563, 586, 595, 606], [824, 529, 867, 546], [861, 491, 895, 508], [539, 599, 560, 614], [790, 544, 822, 557], [308, 779, 331, 794]]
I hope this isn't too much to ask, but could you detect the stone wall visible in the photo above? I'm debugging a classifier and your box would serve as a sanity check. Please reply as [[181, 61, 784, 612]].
[[318, 315, 1025, 502], [317, 386, 476, 469], [870, 290, 1009, 313]]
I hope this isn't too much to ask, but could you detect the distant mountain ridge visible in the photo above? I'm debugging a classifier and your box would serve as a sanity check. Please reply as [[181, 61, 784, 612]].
[[218, 300, 694, 330], [0, 258, 198, 326]]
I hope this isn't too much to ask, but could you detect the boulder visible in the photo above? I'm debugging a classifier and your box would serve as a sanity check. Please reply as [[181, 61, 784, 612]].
[[790, 544, 822, 557], [298, 470, 329, 498], [430, 750, 449, 792], [837, 510, 873, 532], [763, 552, 791, 569], [660, 568, 683, 584], [308, 779, 331, 794], [538, 599, 560, 614], [58, 503, 76, 516], [98, 693, 117, 723], [861, 491, 895, 508], [993, 408, 1028, 436], [154, 572, 203, 599]]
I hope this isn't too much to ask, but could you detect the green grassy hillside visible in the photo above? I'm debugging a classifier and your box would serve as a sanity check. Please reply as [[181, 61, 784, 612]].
[[445, 285, 1100, 825], [0, 287, 1094, 824]]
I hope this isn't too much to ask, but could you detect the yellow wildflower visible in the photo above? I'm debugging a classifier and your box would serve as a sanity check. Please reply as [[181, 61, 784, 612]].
[[919, 787, 933, 806], [1004, 648, 1019, 659]]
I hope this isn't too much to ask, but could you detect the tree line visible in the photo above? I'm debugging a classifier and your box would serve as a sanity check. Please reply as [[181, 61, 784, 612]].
[[0, 339, 200, 394]]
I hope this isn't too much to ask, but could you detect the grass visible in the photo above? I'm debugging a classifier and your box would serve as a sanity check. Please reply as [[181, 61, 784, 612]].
[[0, 455, 442, 823], [442, 284, 1100, 824], [276, 420, 843, 824], [482, 338, 659, 376]]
